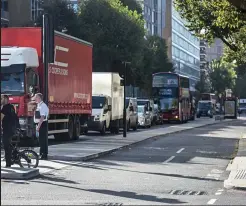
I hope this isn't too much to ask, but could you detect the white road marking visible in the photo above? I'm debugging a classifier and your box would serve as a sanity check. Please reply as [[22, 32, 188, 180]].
[[163, 156, 175, 163], [176, 148, 185, 153], [217, 189, 224, 192], [215, 192, 222, 195], [211, 169, 224, 174], [207, 199, 217, 205]]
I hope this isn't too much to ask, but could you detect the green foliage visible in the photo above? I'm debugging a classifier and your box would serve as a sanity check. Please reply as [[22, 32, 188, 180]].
[[36, 0, 172, 96], [234, 72, 246, 98], [136, 36, 174, 95], [174, 0, 246, 53], [78, 0, 145, 73], [209, 59, 237, 95], [119, 0, 143, 14], [223, 26, 246, 66], [35, 0, 79, 37]]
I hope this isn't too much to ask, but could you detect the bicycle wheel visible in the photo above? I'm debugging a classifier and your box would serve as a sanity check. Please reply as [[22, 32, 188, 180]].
[[19, 150, 39, 168]]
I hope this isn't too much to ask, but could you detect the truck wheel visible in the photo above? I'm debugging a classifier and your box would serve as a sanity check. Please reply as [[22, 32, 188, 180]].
[[100, 122, 106, 135], [59, 116, 74, 141], [114, 125, 120, 134], [132, 120, 137, 131], [67, 116, 74, 140], [73, 116, 81, 140]]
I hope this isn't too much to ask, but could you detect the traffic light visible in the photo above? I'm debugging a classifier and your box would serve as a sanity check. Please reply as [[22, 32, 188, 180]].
[[111, 60, 125, 78]]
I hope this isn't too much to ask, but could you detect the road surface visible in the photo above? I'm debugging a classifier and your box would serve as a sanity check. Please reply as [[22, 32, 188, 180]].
[[1, 120, 246, 205]]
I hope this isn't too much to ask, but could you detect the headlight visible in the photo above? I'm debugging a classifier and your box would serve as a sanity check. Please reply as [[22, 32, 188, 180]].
[[94, 114, 100, 121], [208, 110, 211, 114]]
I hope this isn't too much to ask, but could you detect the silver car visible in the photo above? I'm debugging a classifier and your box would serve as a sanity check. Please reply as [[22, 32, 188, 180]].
[[138, 105, 151, 128]]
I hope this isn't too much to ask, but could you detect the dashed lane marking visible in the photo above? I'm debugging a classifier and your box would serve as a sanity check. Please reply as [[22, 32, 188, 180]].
[[207, 199, 217, 205], [176, 148, 185, 154], [163, 156, 175, 163], [215, 189, 223, 196]]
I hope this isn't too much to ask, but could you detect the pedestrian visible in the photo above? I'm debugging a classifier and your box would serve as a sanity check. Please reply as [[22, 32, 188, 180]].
[[1, 95, 20, 167], [34, 93, 49, 160]]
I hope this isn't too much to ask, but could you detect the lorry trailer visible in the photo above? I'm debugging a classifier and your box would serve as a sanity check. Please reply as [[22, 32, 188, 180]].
[[1, 27, 93, 140]]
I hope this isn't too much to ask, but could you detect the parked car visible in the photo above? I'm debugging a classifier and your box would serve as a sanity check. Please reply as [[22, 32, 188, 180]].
[[154, 104, 163, 125], [126, 97, 138, 131], [137, 105, 151, 128], [137, 99, 155, 125]]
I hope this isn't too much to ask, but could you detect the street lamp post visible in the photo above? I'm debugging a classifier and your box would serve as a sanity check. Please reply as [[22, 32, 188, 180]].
[[123, 61, 131, 138]]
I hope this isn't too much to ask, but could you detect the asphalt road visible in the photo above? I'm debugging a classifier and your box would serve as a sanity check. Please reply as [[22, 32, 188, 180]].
[[1, 119, 246, 205]]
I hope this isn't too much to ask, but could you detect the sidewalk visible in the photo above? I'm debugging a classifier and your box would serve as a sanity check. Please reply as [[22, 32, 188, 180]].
[[224, 132, 246, 190], [1, 118, 234, 180]]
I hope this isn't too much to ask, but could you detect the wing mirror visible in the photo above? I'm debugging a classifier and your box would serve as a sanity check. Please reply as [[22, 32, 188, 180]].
[[108, 105, 112, 111]]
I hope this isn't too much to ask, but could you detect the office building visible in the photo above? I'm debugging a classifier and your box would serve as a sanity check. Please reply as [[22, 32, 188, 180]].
[[206, 38, 224, 62], [1, 0, 31, 27], [142, 0, 200, 91]]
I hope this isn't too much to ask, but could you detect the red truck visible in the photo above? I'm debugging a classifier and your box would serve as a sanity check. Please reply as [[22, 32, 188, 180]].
[[1, 27, 92, 140]]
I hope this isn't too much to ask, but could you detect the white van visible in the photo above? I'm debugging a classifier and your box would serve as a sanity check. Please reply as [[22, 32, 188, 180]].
[[87, 73, 124, 135]]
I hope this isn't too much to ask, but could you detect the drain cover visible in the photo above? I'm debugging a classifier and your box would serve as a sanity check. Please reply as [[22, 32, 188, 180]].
[[235, 170, 246, 180], [97, 204, 123, 206], [169, 190, 207, 195]]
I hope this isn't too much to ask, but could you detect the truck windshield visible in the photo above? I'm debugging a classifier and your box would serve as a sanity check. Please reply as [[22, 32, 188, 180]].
[[160, 98, 178, 111], [198, 102, 212, 110], [92, 96, 106, 109], [137, 100, 148, 106], [1, 64, 25, 95], [138, 106, 145, 114]]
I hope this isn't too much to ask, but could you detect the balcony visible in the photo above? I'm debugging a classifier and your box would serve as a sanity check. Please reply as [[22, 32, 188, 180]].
[[200, 40, 207, 47], [1, 10, 9, 20]]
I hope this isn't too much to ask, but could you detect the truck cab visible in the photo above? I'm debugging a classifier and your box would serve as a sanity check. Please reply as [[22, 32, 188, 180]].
[[196, 100, 214, 118], [1, 46, 39, 137], [87, 95, 112, 135]]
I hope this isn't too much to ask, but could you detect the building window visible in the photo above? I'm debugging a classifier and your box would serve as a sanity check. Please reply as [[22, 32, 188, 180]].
[[1, 0, 9, 12], [154, 25, 158, 35], [154, 0, 158, 10], [154, 12, 158, 22]]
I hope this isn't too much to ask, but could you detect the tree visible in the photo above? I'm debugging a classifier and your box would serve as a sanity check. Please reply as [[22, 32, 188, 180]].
[[78, 0, 145, 74], [35, 0, 79, 37], [119, 0, 143, 14], [174, 0, 246, 53], [227, 0, 246, 13], [209, 59, 237, 95], [136, 36, 174, 95], [223, 27, 246, 68], [234, 72, 246, 98]]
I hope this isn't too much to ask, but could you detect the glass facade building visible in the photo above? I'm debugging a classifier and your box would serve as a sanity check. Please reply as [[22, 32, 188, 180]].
[[171, 5, 200, 91], [141, 0, 200, 91]]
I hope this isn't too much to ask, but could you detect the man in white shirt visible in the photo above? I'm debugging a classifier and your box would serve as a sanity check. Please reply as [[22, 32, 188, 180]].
[[34, 93, 49, 160]]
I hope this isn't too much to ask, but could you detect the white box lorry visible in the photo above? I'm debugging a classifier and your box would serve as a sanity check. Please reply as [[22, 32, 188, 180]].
[[87, 72, 124, 135]]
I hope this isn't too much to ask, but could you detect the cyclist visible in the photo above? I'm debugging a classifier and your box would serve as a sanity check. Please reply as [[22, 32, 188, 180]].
[[1, 94, 20, 167]]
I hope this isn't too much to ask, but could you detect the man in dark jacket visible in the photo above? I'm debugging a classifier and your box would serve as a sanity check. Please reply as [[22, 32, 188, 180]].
[[1, 95, 20, 167]]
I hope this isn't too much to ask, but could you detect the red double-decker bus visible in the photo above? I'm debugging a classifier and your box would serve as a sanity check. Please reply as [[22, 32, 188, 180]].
[[152, 72, 192, 123]]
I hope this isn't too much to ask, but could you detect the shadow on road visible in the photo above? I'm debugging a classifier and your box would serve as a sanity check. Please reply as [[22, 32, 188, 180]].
[[30, 179, 186, 204]]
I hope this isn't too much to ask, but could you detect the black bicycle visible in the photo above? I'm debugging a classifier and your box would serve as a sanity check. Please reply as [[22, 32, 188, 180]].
[[2, 129, 39, 168]]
